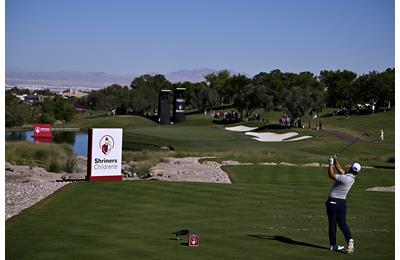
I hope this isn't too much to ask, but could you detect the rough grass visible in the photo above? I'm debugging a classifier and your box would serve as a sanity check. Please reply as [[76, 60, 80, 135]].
[[5, 141, 76, 173], [6, 166, 394, 259]]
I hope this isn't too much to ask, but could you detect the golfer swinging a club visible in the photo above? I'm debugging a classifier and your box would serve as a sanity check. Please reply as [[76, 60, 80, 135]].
[[326, 154, 361, 254]]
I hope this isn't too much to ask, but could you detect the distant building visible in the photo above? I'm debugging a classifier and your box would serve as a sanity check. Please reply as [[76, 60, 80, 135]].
[[62, 88, 89, 99], [15, 94, 28, 101], [24, 93, 44, 105]]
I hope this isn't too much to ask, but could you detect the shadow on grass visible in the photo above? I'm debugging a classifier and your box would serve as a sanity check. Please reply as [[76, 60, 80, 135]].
[[248, 235, 329, 250], [168, 238, 189, 246]]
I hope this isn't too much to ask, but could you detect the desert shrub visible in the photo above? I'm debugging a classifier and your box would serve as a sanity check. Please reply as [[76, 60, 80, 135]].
[[47, 159, 61, 172], [63, 146, 77, 173], [5, 141, 77, 173], [122, 150, 177, 178]]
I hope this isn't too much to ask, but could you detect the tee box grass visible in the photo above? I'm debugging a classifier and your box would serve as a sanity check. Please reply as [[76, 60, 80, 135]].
[[6, 166, 394, 259]]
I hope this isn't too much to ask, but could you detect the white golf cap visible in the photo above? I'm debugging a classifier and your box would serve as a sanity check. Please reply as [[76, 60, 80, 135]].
[[351, 163, 361, 173]]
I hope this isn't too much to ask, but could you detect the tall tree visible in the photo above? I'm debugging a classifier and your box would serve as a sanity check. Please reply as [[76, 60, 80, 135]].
[[130, 74, 172, 115], [5, 94, 33, 127], [281, 86, 325, 121], [319, 70, 357, 108], [204, 70, 231, 105], [235, 84, 274, 118], [354, 69, 395, 108], [189, 85, 218, 110]]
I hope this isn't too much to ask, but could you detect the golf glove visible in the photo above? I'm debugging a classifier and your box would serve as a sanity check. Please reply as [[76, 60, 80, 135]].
[[329, 157, 335, 165]]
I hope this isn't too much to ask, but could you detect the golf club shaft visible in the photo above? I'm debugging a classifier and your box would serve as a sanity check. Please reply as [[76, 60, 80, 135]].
[[336, 132, 369, 155]]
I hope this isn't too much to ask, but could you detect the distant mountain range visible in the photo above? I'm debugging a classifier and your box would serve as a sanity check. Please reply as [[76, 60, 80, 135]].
[[5, 67, 251, 89]]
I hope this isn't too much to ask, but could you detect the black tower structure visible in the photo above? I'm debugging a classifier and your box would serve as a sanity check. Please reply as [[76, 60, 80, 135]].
[[158, 89, 171, 124], [173, 88, 186, 123]]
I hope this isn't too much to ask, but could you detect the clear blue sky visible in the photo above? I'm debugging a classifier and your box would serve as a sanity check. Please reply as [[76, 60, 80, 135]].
[[6, 0, 394, 76]]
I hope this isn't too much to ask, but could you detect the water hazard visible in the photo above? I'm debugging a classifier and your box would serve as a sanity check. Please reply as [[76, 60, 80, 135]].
[[5, 131, 88, 156]]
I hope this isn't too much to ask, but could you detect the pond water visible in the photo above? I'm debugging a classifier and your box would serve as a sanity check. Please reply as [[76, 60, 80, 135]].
[[5, 131, 88, 157]]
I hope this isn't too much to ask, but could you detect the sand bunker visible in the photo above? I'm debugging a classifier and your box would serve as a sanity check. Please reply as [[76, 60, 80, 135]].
[[285, 136, 313, 142], [245, 132, 312, 142], [225, 126, 313, 142], [225, 125, 258, 132], [366, 186, 395, 192], [244, 132, 313, 142]]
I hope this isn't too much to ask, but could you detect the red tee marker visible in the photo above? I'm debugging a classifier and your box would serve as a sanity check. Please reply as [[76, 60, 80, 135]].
[[188, 234, 200, 247]]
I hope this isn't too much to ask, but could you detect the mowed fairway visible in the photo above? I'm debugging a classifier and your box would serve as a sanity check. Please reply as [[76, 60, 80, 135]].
[[62, 110, 395, 167], [6, 166, 394, 259]]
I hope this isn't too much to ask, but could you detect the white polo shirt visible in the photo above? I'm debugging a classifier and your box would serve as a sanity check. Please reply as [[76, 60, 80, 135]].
[[329, 173, 355, 199]]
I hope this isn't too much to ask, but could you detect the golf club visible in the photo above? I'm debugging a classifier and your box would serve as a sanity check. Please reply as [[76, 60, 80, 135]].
[[335, 132, 370, 156]]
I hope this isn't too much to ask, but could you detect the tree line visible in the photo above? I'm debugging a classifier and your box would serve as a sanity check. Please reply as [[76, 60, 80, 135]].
[[5, 68, 394, 127], [5, 90, 76, 127], [81, 68, 395, 121]]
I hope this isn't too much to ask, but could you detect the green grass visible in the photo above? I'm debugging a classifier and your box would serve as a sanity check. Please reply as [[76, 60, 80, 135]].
[[62, 115, 157, 129], [57, 109, 395, 168], [6, 166, 394, 259], [320, 109, 395, 144], [5, 107, 395, 258], [5, 141, 77, 173]]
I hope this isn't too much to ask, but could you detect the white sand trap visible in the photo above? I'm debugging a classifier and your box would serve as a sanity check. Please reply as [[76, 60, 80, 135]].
[[245, 132, 299, 142], [366, 186, 395, 192], [245, 132, 313, 142], [284, 136, 313, 142], [225, 125, 258, 132]]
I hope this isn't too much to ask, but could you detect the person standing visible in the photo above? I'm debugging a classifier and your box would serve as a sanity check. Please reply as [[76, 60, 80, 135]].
[[380, 129, 384, 142], [326, 155, 361, 254]]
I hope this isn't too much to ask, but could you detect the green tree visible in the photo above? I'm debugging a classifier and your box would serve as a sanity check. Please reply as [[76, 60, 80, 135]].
[[319, 70, 357, 108], [281, 86, 325, 122], [5, 94, 33, 127], [130, 74, 172, 115], [226, 74, 252, 104], [354, 68, 395, 108], [204, 70, 231, 105], [6, 87, 30, 95], [189, 85, 218, 110], [252, 69, 296, 109], [235, 84, 274, 118], [40, 95, 75, 123]]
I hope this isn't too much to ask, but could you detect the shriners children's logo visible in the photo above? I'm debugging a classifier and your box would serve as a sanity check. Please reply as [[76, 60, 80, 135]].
[[99, 135, 114, 155]]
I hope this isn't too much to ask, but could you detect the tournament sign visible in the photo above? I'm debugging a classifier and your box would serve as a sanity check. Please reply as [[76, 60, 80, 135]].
[[87, 128, 123, 181], [33, 124, 53, 138], [33, 124, 53, 144]]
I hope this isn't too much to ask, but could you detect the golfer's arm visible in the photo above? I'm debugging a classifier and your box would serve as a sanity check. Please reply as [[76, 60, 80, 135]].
[[335, 160, 345, 175], [328, 164, 336, 180]]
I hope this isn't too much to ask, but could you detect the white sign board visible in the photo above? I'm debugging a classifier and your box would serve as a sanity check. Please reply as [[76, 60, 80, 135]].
[[87, 128, 123, 181]]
